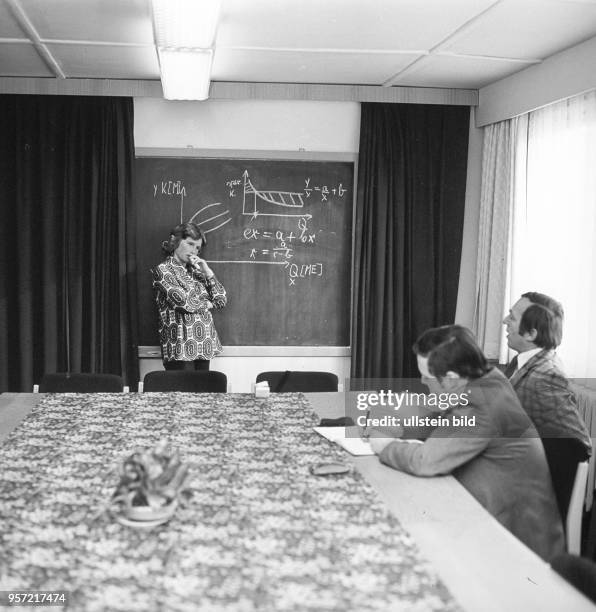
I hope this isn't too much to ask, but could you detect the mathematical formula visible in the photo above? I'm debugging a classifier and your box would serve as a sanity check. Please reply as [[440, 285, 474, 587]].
[[151, 170, 348, 286]]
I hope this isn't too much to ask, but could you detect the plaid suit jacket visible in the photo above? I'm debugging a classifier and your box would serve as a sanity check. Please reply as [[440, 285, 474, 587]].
[[510, 349, 592, 455]]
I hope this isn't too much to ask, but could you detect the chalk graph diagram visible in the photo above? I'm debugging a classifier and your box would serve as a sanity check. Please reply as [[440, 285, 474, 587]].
[[188, 202, 232, 234], [242, 170, 312, 220], [179, 170, 311, 238]]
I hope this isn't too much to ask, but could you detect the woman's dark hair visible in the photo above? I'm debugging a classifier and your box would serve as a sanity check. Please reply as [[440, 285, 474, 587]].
[[161, 222, 206, 255], [413, 325, 490, 380], [520, 292, 563, 349]]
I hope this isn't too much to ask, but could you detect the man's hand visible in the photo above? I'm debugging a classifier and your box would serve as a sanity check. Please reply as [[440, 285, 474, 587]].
[[368, 430, 395, 455]]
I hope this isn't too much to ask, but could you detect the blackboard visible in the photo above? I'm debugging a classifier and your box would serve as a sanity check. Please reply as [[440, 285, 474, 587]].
[[135, 154, 354, 347]]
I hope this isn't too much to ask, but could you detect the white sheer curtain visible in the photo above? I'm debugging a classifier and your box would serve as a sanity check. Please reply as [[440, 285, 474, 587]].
[[473, 120, 512, 359], [508, 90, 596, 377], [473, 115, 527, 361]]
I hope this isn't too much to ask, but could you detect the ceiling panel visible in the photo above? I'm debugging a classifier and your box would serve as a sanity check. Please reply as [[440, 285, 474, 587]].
[[213, 48, 422, 85], [20, 0, 154, 44], [394, 54, 534, 89], [217, 0, 497, 51], [1, 0, 596, 93], [45, 43, 159, 79], [0, 42, 53, 76], [443, 0, 596, 58]]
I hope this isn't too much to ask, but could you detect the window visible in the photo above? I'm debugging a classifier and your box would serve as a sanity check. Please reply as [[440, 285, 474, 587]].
[[508, 90, 596, 377]]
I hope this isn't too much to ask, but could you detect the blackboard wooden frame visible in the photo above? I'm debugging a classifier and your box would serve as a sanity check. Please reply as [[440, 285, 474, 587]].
[[135, 148, 357, 162], [135, 148, 357, 354]]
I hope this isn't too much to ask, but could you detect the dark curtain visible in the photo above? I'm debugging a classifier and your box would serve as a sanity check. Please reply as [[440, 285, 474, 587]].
[[0, 95, 138, 391], [352, 103, 470, 380]]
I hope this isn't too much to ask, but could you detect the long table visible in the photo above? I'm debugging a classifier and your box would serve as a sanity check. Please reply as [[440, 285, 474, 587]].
[[0, 392, 594, 611]]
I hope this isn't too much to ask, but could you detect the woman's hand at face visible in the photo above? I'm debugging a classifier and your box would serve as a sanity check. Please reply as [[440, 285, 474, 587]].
[[189, 255, 214, 278]]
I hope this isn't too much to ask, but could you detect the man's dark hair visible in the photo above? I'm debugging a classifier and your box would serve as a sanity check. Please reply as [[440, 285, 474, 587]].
[[413, 325, 490, 380], [520, 292, 563, 349], [522, 292, 564, 318]]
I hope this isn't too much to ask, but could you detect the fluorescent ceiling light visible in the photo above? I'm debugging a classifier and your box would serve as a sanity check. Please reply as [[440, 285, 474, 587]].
[[151, 0, 221, 100], [158, 49, 213, 101]]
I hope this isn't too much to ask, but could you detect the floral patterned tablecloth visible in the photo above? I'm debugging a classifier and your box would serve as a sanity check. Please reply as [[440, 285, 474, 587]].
[[0, 393, 460, 612]]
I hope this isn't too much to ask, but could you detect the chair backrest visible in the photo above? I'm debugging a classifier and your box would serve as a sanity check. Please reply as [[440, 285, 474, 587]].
[[551, 553, 596, 603], [38, 373, 123, 393], [143, 370, 227, 392], [541, 437, 589, 524], [255, 371, 338, 392], [566, 460, 589, 554]]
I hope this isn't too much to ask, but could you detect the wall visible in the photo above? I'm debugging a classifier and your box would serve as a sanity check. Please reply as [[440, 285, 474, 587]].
[[134, 98, 360, 391], [134, 98, 361, 152]]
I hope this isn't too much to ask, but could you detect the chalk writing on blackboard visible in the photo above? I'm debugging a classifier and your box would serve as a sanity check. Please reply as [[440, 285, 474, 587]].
[[152, 179, 233, 231], [189, 202, 232, 234], [242, 171, 309, 219], [158, 169, 350, 287], [304, 177, 348, 201]]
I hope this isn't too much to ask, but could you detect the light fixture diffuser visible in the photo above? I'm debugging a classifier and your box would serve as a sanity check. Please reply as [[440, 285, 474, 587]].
[[158, 49, 214, 101], [151, 0, 221, 100]]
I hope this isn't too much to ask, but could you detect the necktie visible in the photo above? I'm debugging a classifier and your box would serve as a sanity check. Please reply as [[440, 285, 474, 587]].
[[504, 355, 519, 378]]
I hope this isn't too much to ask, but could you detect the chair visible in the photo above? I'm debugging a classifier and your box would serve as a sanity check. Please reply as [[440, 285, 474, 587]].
[[38, 373, 124, 392], [551, 553, 596, 604], [256, 371, 338, 392], [542, 437, 590, 524], [566, 460, 590, 554], [143, 370, 227, 392]]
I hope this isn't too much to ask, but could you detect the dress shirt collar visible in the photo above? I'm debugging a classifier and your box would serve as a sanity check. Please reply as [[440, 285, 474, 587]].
[[515, 347, 543, 372]]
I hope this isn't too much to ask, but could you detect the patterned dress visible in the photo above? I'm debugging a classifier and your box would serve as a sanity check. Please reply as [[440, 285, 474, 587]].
[[152, 256, 227, 362]]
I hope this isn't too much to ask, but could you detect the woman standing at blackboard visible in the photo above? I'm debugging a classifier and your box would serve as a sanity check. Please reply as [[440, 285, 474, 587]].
[[153, 222, 227, 371]]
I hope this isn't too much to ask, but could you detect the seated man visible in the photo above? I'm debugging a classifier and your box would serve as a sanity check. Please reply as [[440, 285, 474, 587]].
[[503, 292, 591, 520], [370, 325, 564, 561]]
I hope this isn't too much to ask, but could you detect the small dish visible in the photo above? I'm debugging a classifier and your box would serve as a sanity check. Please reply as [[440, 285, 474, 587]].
[[113, 511, 172, 529], [124, 499, 177, 522]]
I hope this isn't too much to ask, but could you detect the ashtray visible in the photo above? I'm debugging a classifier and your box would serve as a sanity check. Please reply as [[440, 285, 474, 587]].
[[123, 499, 177, 522], [309, 462, 352, 476]]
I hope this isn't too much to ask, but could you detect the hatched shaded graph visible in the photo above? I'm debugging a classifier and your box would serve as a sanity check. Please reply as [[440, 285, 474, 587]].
[[242, 170, 312, 219]]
